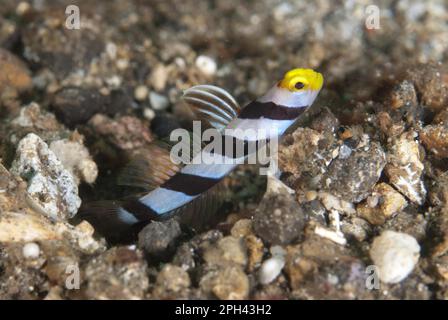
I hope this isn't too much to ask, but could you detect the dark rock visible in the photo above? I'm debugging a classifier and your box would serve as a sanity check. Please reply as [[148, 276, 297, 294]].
[[405, 63, 448, 113], [427, 206, 448, 258], [309, 107, 340, 133], [138, 219, 182, 261], [421, 124, 448, 159], [290, 257, 372, 300], [381, 207, 427, 242], [285, 235, 373, 299], [22, 12, 104, 79], [87, 114, 153, 150], [428, 171, 448, 206], [253, 192, 306, 246], [388, 80, 418, 110], [279, 128, 339, 191], [322, 142, 386, 203], [52, 87, 133, 127], [382, 80, 422, 131], [150, 114, 182, 138], [52, 87, 109, 127], [109, 88, 136, 115]]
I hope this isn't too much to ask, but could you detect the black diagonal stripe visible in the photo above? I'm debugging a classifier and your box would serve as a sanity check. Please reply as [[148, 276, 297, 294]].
[[206, 135, 268, 159], [238, 101, 307, 120], [122, 199, 161, 221], [161, 172, 220, 196]]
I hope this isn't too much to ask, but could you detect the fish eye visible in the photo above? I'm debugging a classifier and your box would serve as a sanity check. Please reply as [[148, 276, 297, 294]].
[[294, 82, 305, 90]]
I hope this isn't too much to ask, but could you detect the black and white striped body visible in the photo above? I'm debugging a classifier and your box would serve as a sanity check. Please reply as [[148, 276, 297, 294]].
[[117, 85, 316, 226], [80, 69, 323, 242]]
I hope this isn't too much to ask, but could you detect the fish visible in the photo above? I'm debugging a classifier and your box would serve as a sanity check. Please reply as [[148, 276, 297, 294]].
[[79, 68, 324, 242]]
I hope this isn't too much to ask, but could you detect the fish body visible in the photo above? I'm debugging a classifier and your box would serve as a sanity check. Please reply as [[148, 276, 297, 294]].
[[82, 68, 323, 241]]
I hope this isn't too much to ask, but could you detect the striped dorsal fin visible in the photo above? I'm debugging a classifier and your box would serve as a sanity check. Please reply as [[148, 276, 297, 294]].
[[182, 85, 240, 131], [117, 144, 180, 191]]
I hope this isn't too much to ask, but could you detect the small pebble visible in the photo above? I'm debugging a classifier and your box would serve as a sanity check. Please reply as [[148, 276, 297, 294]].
[[305, 190, 318, 202], [138, 220, 181, 259], [369, 230, 420, 283], [105, 75, 122, 88], [230, 219, 253, 238], [16, 2, 31, 16], [0, 49, 32, 94], [270, 245, 286, 257], [154, 264, 190, 295], [105, 42, 118, 60], [143, 107, 156, 121], [116, 59, 129, 70], [203, 236, 247, 267], [339, 144, 352, 159], [22, 242, 40, 259], [149, 91, 169, 110], [259, 257, 285, 285], [195, 55, 217, 76], [134, 85, 149, 102], [200, 265, 249, 300], [150, 64, 168, 91]]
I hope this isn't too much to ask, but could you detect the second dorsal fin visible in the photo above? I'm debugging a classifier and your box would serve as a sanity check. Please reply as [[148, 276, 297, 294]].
[[182, 84, 241, 131], [164, 179, 228, 232]]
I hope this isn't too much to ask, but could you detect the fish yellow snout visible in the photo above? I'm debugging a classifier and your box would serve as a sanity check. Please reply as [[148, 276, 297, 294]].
[[278, 68, 324, 92]]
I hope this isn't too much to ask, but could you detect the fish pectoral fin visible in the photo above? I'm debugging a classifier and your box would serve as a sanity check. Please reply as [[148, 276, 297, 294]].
[[117, 144, 181, 191], [182, 84, 240, 131]]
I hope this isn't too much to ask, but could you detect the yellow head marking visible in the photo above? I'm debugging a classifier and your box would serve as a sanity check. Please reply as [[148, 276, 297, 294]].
[[278, 68, 324, 92]]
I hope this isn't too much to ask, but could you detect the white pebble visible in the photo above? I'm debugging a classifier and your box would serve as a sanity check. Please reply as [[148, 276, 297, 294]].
[[23, 242, 40, 259], [370, 230, 420, 284], [106, 42, 117, 60], [259, 256, 285, 285], [16, 2, 30, 16], [149, 91, 169, 110], [195, 55, 217, 76], [339, 144, 352, 159], [116, 59, 129, 70], [315, 226, 347, 246], [270, 245, 286, 257], [134, 85, 149, 102], [143, 107, 155, 121], [105, 75, 122, 88], [150, 64, 168, 91], [10, 133, 81, 220]]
